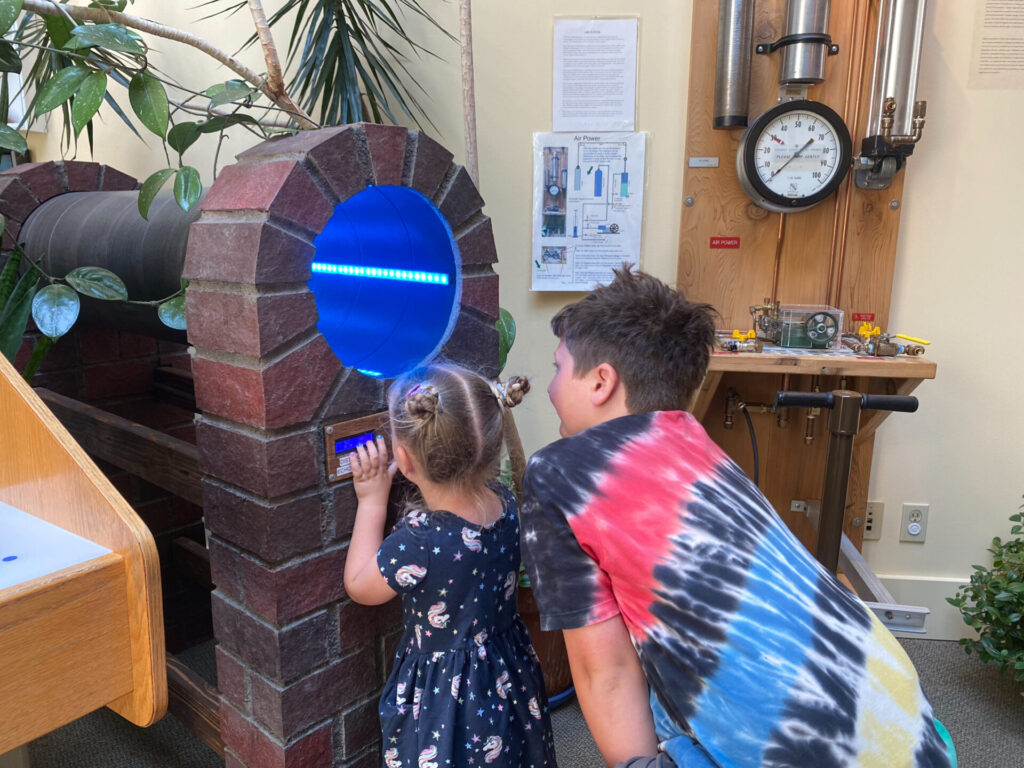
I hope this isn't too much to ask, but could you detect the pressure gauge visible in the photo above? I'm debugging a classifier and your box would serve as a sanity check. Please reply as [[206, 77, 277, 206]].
[[737, 100, 852, 213]]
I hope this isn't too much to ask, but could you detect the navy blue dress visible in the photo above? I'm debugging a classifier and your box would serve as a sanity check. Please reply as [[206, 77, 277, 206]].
[[376, 485, 558, 768]]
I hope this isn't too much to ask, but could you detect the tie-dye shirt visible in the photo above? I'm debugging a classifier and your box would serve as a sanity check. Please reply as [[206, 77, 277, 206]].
[[521, 411, 951, 768]]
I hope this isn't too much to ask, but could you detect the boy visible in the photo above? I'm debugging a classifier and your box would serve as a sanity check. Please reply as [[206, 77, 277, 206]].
[[520, 268, 952, 768]]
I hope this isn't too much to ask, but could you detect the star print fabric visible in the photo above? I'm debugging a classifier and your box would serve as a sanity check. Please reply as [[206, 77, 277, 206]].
[[376, 485, 558, 768]]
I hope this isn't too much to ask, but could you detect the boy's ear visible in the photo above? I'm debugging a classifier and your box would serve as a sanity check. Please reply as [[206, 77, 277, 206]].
[[589, 362, 621, 407]]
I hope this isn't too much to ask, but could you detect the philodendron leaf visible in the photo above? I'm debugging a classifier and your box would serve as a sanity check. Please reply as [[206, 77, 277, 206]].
[[31, 284, 80, 339], [71, 71, 107, 136], [64, 23, 144, 55], [34, 66, 91, 116], [0, 40, 21, 73], [129, 70, 169, 138], [65, 266, 128, 301], [157, 295, 186, 330], [138, 167, 175, 220], [173, 166, 202, 212], [205, 79, 259, 108], [0, 0, 23, 37], [495, 307, 516, 373], [167, 122, 201, 155], [0, 124, 26, 154]]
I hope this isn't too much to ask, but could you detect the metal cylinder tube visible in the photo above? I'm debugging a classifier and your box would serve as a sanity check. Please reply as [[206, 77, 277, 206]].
[[714, 0, 756, 128], [779, 0, 832, 85], [864, 0, 928, 139]]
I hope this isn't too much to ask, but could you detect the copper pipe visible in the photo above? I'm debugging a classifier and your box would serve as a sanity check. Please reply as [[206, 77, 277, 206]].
[[770, 213, 786, 304], [777, 373, 792, 428], [827, 0, 871, 307]]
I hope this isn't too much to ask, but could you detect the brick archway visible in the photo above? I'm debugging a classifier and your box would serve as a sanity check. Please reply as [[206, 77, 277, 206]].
[[183, 124, 501, 768]]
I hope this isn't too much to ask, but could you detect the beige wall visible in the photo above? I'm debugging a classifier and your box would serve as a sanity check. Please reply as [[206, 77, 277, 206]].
[[24, 1, 1018, 640]]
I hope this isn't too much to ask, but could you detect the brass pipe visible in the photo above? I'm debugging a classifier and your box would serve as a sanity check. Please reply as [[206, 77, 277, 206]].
[[777, 373, 792, 428]]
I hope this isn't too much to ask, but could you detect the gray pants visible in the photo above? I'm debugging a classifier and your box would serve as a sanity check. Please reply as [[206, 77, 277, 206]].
[[614, 755, 676, 768]]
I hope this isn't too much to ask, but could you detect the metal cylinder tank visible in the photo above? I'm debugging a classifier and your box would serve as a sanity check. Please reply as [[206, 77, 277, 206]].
[[714, 0, 756, 128], [864, 0, 928, 138], [779, 0, 832, 85]]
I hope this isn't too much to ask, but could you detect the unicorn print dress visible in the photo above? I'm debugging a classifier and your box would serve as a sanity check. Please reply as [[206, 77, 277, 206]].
[[376, 484, 557, 768]]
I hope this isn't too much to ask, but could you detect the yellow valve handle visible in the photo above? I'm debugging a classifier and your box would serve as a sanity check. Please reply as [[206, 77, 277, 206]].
[[732, 329, 755, 340], [858, 322, 881, 337], [893, 333, 931, 345]]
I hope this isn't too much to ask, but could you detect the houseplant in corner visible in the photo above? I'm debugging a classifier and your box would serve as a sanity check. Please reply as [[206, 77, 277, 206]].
[[947, 500, 1024, 699]]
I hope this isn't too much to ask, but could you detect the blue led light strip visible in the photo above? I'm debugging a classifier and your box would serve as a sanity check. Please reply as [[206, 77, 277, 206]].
[[311, 262, 450, 285]]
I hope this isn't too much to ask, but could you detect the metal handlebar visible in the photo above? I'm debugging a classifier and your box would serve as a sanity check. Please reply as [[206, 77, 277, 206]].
[[773, 391, 918, 413]]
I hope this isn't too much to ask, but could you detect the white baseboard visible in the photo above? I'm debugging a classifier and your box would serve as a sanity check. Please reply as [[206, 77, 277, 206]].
[[876, 574, 976, 641]]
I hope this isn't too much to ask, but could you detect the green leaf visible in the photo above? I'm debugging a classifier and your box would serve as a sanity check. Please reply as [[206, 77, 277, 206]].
[[0, 0, 23, 37], [31, 284, 80, 339], [205, 79, 258, 108], [65, 266, 127, 301], [167, 122, 201, 155], [44, 13, 76, 49], [71, 71, 107, 136], [129, 70, 168, 138], [157, 295, 186, 330], [0, 40, 21, 73], [196, 113, 259, 134], [0, 263, 38, 360], [495, 307, 516, 373], [34, 65, 91, 117], [137, 168, 175, 220], [173, 166, 201, 212], [64, 23, 144, 55], [0, 124, 26, 154]]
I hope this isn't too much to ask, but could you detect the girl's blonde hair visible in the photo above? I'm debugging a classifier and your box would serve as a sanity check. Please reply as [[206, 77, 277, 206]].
[[388, 364, 529, 490]]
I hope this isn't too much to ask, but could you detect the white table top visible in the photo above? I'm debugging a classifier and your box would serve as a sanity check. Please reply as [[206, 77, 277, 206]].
[[0, 500, 111, 591]]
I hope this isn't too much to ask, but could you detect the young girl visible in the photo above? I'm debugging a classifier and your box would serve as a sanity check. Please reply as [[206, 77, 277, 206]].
[[343, 364, 558, 768]]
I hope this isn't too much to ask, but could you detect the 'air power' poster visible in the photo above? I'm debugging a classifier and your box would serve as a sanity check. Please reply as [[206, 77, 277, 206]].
[[531, 131, 646, 291]]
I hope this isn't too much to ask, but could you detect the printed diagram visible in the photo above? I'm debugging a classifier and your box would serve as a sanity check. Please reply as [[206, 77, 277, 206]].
[[532, 132, 645, 291]]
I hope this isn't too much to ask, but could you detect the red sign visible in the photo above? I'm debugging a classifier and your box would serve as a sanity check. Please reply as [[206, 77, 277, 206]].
[[851, 312, 875, 322], [710, 237, 740, 249]]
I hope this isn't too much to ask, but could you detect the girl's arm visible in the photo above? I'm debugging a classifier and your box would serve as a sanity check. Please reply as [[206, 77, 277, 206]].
[[343, 436, 399, 605]]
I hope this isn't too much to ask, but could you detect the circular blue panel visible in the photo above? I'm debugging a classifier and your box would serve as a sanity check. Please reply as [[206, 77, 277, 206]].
[[309, 185, 460, 379]]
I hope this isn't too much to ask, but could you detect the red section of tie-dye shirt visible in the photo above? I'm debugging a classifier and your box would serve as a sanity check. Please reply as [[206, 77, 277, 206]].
[[567, 411, 722, 642]]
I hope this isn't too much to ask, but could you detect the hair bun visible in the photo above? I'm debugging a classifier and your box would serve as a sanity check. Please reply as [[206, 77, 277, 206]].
[[405, 384, 440, 420], [495, 375, 530, 409]]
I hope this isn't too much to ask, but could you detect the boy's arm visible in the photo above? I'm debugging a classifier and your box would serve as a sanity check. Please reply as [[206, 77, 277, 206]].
[[564, 615, 660, 767]]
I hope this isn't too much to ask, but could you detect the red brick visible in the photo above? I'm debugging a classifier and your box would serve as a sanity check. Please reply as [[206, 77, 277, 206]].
[[195, 421, 319, 499], [320, 370, 386, 425], [307, 128, 372, 205], [224, 751, 247, 768], [340, 696, 379, 759], [203, 482, 322, 563], [83, 360, 154, 400], [210, 536, 244, 602], [440, 309, 498, 378], [62, 161, 101, 191], [250, 650, 375, 740], [100, 165, 139, 191], [192, 359, 266, 425], [201, 161, 333, 235], [460, 273, 499, 319], [410, 132, 454, 199], [338, 599, 402, 654], [2, 161, 66, 203], [344, 746, 382, 768], [0, 175, 39, 222], [35, 331, 80, 372], [241, 547, 346, 624], [221, 704, 334, 768], [436, 166, 484, 229], [322, 482, 358, 544], [381, 629, 403, 682], [212, 592, 330, 682], [454, 215, 498, 265], [237, 125, 351, 161], [361, 123, 407, 187], [118, 331, 158, 359], [183, 219, 314, 285], [78, 327, 120, 364], [216, 644, 250, 712], [186, 287, 318, 358]]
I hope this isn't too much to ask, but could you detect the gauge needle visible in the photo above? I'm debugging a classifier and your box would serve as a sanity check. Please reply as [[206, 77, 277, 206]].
[[770, 138, 814, 179]]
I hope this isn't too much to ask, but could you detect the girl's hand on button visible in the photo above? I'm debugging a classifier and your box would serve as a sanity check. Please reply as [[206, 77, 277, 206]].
[[351, 436, 397, 507]]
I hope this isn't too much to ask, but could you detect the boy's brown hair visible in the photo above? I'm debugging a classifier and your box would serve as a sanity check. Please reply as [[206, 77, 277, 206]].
[[550, 267, 716, 413]]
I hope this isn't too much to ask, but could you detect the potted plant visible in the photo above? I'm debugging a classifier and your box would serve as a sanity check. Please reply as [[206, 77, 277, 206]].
[[947, 500, 1024, 698]]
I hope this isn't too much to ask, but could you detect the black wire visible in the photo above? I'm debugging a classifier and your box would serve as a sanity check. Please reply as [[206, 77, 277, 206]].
[[740, 404, 759, 487]]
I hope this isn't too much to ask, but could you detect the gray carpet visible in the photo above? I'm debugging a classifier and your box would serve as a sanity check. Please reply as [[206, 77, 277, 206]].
[[21, 640, 1024, 767]]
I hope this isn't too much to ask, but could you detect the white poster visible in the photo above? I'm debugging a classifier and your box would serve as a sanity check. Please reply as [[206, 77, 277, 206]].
[[553, 18, 637, 132], [970, 0, 1024, 89], [531, 132, 645, 292]]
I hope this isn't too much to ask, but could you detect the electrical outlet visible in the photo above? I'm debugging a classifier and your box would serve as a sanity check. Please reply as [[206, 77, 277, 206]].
[[863, 501, 883, 541], [900, 503, 929, 543]]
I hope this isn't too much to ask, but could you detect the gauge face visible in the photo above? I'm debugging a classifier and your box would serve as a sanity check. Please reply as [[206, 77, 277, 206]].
[[737, 100, 852, 213]]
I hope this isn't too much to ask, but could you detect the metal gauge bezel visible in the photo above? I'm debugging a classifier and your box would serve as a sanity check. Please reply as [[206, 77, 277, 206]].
[[737, 99, 853, 213]]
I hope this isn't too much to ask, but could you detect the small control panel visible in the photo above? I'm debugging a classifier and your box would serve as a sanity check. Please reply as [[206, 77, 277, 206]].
[[324, 411, 390, 483]]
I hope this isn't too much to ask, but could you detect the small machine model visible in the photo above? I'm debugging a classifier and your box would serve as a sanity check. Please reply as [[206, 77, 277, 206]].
[[750, 300, 843, 350], [842, 322, 928, 357]]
